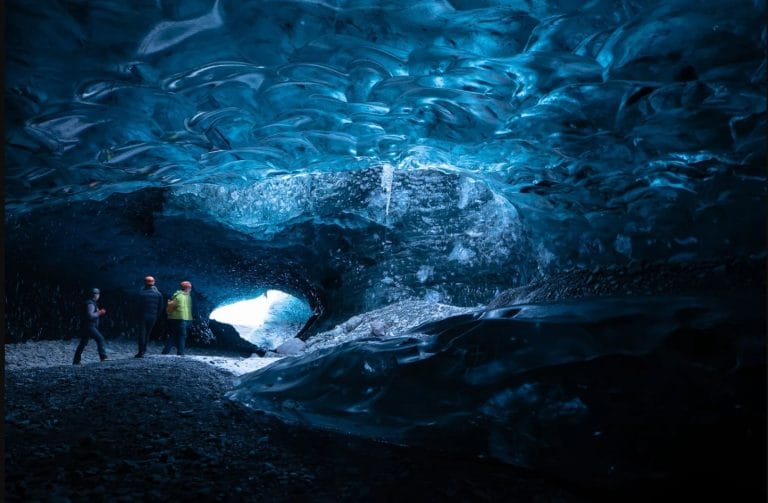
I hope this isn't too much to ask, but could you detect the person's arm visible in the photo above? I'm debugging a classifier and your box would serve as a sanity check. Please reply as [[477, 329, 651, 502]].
[[86, 302, 100, 320]]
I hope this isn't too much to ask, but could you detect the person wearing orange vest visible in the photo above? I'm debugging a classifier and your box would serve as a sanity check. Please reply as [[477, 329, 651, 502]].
[[162, 280, 192, 356]]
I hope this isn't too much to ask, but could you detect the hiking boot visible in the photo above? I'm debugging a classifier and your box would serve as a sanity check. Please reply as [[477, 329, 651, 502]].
[[100, 356, 109, 362], [134, 353, 144, 358], [73, 361, 81, 365]]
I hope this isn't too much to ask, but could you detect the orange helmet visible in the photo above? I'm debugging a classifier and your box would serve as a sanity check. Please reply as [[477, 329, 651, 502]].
[[180, 281, 192, 289], [144, 276, 155, 285]]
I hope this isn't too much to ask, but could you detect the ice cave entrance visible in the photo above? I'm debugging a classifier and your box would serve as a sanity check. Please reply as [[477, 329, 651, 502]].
[[209, 290, 312, 350]]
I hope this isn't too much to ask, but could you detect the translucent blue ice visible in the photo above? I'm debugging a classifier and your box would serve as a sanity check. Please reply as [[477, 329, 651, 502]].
[[7, 0, 763, 278]]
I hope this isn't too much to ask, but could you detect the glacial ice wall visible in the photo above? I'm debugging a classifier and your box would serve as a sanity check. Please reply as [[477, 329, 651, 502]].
[[228, 293, 766, 484], [4, 0, 766, 334]]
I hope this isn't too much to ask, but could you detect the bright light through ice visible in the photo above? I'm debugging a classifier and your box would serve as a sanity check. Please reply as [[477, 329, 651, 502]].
[[210, 290, 292, 329], [210, 290, 313, 350]]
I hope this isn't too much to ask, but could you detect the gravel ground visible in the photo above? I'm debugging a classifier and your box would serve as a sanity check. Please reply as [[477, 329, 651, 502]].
[[4, 338, 280, 375], [4, 338, 597, 503]]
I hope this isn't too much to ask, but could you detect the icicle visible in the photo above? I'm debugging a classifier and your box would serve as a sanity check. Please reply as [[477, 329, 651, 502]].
[[380, 163, 394, 217]]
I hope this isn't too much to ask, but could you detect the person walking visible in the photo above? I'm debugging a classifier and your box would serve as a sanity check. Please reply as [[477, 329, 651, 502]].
[[162, 280, 193, 356], [73, 288, 108, 364], [136, 275, 164, 358]]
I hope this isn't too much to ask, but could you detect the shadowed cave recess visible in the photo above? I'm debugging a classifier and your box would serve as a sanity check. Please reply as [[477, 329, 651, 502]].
[[5, 0, 766, 493]]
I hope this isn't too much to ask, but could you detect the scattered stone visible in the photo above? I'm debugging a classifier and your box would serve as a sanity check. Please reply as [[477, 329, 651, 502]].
[[369, 320, 389, 337], [342, 315, 364, 332], [275, 338, 306, 355]]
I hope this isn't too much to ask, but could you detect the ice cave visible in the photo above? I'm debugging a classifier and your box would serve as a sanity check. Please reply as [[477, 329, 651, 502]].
[[4, 0, 766, 500]]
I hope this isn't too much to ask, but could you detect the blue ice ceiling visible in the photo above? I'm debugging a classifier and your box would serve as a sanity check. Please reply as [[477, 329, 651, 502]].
[[5, 0, 766, 327]]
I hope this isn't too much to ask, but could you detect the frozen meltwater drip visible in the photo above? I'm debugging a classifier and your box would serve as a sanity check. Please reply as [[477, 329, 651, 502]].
[[381, 163, 394, 217]]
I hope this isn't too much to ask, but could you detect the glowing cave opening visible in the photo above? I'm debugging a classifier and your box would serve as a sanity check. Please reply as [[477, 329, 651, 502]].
[[210, 290, 312, 350]]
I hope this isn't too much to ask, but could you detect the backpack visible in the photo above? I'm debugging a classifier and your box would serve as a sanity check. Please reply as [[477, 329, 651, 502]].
[[166, 296, 178, 315]]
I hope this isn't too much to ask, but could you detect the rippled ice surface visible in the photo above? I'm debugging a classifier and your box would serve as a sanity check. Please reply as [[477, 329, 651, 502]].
[[228, 294, 765, 483], [6, 0, 766, 277]]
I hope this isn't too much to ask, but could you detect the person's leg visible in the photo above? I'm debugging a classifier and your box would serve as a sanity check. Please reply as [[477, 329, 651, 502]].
[[90, 327, 108, 361], [172, 320, 180, 352], [137, 319, 153, 356], [73, 332, 89, 364], [177, 320, 188, 356], [137, 321, 146, 356], [162, 320, 176, 354], [145, 319, 156, 353]]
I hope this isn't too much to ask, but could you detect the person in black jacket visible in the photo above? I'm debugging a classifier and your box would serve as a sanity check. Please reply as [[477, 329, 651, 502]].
[[135, 276, 164, 358], [73, 288, 108, 364]]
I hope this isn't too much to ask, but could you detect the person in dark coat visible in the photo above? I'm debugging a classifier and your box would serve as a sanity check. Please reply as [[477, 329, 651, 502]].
[[73, 288, 108, 364], [135, 275, 164, 358]]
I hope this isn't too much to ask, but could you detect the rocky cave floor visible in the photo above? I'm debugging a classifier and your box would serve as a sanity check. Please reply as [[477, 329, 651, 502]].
[[3, 338, 761, 502]]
